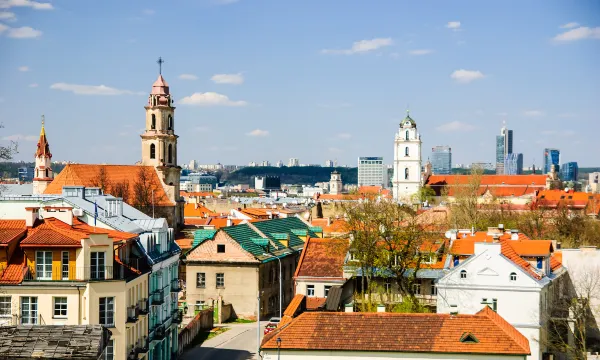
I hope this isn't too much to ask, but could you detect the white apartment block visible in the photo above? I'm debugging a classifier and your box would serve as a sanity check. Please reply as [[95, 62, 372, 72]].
[[357, 157, 386, 187]]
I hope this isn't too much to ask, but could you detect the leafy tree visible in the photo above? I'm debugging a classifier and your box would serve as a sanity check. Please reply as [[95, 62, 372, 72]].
[[413, 186, 436, 204]]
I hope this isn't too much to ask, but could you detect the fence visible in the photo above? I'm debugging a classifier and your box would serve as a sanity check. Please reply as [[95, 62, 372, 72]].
[[177, 308, 213, 356]]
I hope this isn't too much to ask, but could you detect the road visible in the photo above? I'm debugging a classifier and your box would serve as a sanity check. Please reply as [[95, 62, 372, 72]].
[[180, 321, 268, 360]]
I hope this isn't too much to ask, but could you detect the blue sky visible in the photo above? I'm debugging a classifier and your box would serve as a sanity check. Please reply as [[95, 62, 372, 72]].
[[1, 0, 599, 167]]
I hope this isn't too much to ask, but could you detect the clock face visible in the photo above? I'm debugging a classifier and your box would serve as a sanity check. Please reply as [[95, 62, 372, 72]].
[[405, 122, 410, 126]]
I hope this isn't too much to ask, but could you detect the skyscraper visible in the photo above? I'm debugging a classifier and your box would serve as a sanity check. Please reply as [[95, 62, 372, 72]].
[[560, 162, 578, 182], [543, 148, 560, 174], [495, 124, 513, 174], [431, 146, 452, 175], [504, 153, 524, 175], [358, 157, 386, 187]]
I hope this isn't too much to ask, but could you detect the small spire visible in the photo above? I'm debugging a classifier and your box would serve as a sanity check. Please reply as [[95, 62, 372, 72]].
[[157, 57, 164, 75], [40, 115, 46, 136]]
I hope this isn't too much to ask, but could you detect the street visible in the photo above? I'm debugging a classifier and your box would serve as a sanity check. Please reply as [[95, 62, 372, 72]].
[[180, 321, 268, 360]]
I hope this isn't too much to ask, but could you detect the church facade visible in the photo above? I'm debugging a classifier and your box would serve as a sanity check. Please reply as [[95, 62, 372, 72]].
[[392, 111, 422, 201]]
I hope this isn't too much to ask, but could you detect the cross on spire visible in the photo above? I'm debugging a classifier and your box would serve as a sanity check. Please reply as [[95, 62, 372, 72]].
[[157, 57, 164, 75], [41, 114, 45, 127]]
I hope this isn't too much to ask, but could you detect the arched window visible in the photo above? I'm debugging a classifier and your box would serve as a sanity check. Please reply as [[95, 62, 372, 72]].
[[150, 144, 156, 159], [460, 270, 467, 279], [168, 115, 173, 130], [168, 144, 173, 163], [405, 130, 409, 140], [404, 168, 409, 180], [45, 169, 49, 178], [405, 147, 409, 156], [510, 272, 517, 281], [151, 114, 156, 130]]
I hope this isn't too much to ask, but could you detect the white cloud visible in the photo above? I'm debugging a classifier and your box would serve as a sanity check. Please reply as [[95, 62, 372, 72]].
[[446, 21, 461, 31], [560, 22, 579, 29], [18, 65, 28, 72], [179, 92, 248, 106], [7, 26, 42, 38], [523, 110, 544, 117], [50, 83, 144, 96], [435, 121, 475, 132], [142, 9, 155, 15], [2, 134, 37, 141], [28, 83, 38, 87], [0, 23, 7, 33], [553, 26, 600, 42], [450, 69, 485, 83], [321, 38, 393, 55], [0, 0, 53, 10], [246, 129, 269, 137], [210, 73, 244, 85], [0, 11, 16, 21], [178, 74, 198, 81], [408, 49, 434, 55], [336, 133, 352, 139]]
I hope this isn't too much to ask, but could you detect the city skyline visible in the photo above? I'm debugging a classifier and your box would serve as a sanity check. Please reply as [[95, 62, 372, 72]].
[[1, 1, 599, 166]]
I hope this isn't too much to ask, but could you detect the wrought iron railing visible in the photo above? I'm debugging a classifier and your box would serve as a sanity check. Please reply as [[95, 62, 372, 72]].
[[150, 289, 164, 305], [23, 265, 118, 281]]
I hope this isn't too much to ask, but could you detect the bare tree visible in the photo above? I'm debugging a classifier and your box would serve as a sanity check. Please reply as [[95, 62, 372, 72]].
[[0, 123, 18, 195], [90, 166, 112, 194], [111, 179, 130, 203], [447, 167, 484, 229], [132, 167, 166, 214]]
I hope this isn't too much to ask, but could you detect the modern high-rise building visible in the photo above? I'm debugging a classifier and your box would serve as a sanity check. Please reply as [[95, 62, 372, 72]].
[[504, 153, 524, 175], [560, 162, 578, 182], [495, 124, 513, 174], [431, 146, 452, 175], [325, 160, 334, 167], [543, 148, 560, 174], [358, 157, 386, 187], [288, 158, 299, 167]]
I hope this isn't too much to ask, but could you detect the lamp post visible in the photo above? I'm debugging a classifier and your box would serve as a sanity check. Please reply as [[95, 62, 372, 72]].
[[263, 253, 286, 318], [276, 337, 282, 360]]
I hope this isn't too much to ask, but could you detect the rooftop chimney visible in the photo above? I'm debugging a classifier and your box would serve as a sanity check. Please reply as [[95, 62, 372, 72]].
[[498, 223, 504, 231], [377, 304, 386, 313], [510, 229, 519, 240], [25, 207, 39, 227]]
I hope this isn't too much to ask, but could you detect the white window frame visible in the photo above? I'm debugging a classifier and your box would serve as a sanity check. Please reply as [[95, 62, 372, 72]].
[[510, 272, 517, 281], [36, 251, 52, 280], [91, 252, 105, 280], [99, 297, 114, 327], [216, 273, 225, 288], [53, 297, 68, 318], [21, 297, 38, 325], [306, 285, 315, 297], [460, 270, 467, 279], [0, 296, 11, 317], [103, 339, 114, 360], [61, 251, 69, 280], [324, 285, 332, 297], [196, 273, 205, 288]]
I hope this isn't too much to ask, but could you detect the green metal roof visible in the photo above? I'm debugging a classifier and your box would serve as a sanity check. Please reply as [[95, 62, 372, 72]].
[[192, 229, 217, 247], [271, 233, 289, 241], [253, 217, 317, 248], [309, 226, 323, 233]]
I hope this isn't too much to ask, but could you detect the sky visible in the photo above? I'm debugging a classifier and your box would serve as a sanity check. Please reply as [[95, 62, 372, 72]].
[[1, 0, 599, 168]]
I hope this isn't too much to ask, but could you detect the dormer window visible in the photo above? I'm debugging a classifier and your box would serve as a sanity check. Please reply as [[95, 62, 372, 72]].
[[460, 270, 467, 279], [217, 244, 225, 253], [510, 272, 517, 281], [460, 333, 479, 343], [104, 199, 122, 218]]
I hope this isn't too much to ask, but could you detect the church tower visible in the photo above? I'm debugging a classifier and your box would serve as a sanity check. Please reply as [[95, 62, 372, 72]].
[[393, 110, 422, 201], [140, 58, 181, 205], [32, 115, 54, 195], [329, 170, 342, 195]]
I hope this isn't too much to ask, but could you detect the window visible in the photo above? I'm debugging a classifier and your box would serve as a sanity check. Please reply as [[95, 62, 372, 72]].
[[35, 251, 52, 280], [492, 298, 498, 311], [91, 252, 105, 280], [325, 285, 332, 297], [216, 273, 224, 288], [537, 257, 543, 269], [196, 273, 205, 288], [460, 270, 467, 279], [384, 282, 392, 293], [150, 144, 156, 159], [0, 296, 11, 317], [453, 256, 459, 267], [62, 251, 69, 280], [306, 285, 315, 297], [217, 244, 225, 253], [99, 297, 114, 327], [405, 147, 409, 156], [405, 130, 409, 140], [103, 339, 114, 360], [404, 168, 409, 180], [430, 282, 437, 296], [168, 144, 173, 163], [151, 114, 156, 129], [460, 333, 479, 343], [168, 115, 173, 130], [21, 297, 37, 325], [510, 272, 517, 281], [54, 297, 67, 318], [413, 280, 421, 295], [45, 169, 49, 177]]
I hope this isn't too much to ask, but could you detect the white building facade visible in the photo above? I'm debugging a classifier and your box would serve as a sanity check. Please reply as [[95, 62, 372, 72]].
[[357, 157, 386, 187], [393, 111, 422, 201], [329, 171, 342, 195]]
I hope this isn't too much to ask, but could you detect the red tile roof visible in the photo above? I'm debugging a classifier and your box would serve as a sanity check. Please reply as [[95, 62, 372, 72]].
[[0, 220, 27, 245], [295, 238, 349, 280], [183, 203, 213, 218], [262, 307, 530, 355], [0, 248, 25, 284], [305, 297, 327, 310], [283, 294, 305, 317], [184, 218, 211, 226], [425, 175, 547, 197], [44, 164, 174, 206]]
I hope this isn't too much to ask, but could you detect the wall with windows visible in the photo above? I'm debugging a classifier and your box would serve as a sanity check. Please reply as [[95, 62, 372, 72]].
[[125, 273, 149, 359], [0, 286, 81, 326], [296, 279, 344, 298], [87, 281, 127, 360]]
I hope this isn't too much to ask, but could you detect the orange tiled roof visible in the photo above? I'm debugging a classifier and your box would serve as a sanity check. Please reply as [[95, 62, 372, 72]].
[[0, 248, 26, 284], [536, 190, 600, 214], [426, 175, 546, 197], [317, 194, 360, 201], [183, 203, 213, 218], [184, 218, 211, 226], [310, 218, 329, 228], [358, 185, 383, 194], [295, 238, 348, 279], [44, 164, 174, 206], [175, 238, 192, 250], [262, 307, 530, 355], [283, 294, 305, 317], [180, 191, 214, 198], [305, 297, 327, 310], [322, 219, 348, 234], [0, 220, 27, 245]]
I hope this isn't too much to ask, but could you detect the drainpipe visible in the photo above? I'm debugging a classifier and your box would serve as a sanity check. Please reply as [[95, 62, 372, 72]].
[[77, 286, 83, 324]]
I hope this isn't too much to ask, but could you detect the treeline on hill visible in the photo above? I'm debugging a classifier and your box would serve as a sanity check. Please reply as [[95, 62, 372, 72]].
[[0, 162, 66, 179], [221, 166, 358, 185]]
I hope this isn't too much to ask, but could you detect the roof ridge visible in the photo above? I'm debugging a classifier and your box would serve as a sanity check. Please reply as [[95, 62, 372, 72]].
[[477, 306, 531, 354]]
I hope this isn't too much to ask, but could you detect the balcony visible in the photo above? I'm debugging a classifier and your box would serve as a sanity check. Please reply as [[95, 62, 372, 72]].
[[126, 304, 139, 323], [154, 325, 166, 341], [150, 289, 164, 306], [138, 298, 149, 315], [171, 279, 182, 293], [136, 337, 149, 354], [23, 265, 118, 281], [172, 309, 183, 324]]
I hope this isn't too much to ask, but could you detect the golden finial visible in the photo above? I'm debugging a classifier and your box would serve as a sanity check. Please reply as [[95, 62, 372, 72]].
[[40, 115, 46, 136]]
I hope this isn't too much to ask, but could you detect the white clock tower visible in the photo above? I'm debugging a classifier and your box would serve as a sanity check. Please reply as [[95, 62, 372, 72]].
[[393, 110, 422, 201]]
